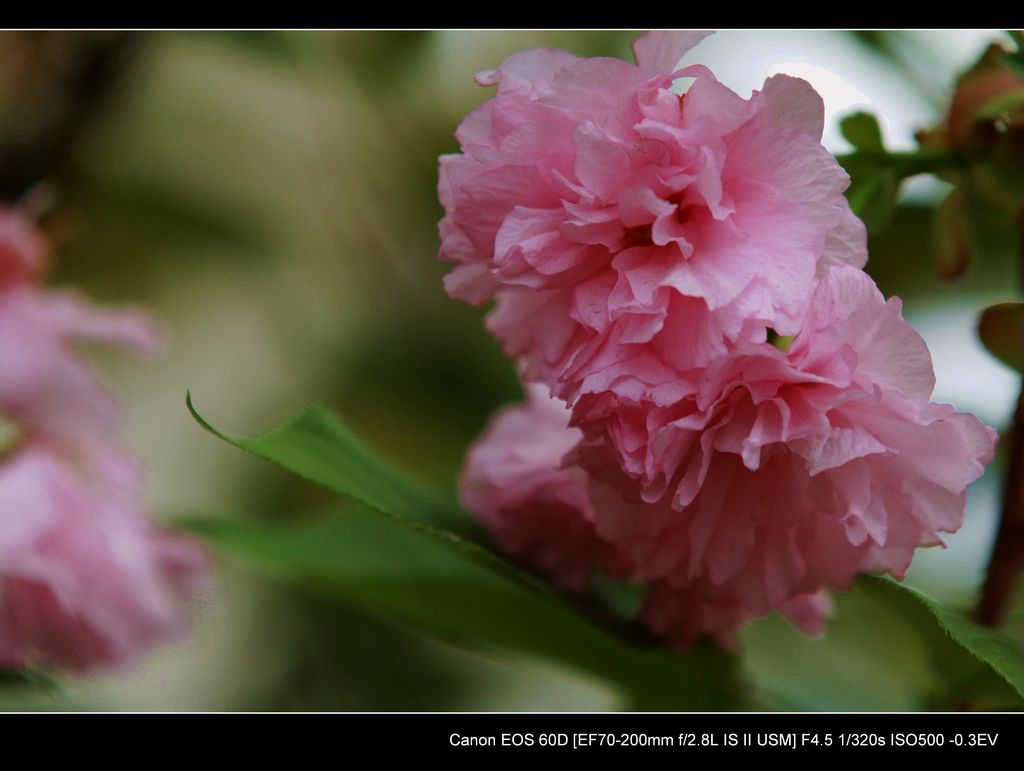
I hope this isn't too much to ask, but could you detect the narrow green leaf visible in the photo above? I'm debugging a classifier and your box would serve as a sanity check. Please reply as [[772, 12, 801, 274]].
[[186, 393, 468, 533], [978, 302, 1024, 373], [840, 111, 885, 152], [186, 397, 743, 709], [187, 508, 742, 710], [861, 576, 1024, 703], [935, 187, 973, 280], [0, 667, 60, 694], [972, 86, 1024, 121]]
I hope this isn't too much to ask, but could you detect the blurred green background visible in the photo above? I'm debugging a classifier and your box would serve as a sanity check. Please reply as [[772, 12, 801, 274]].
[[0, 30, 1020, 711]]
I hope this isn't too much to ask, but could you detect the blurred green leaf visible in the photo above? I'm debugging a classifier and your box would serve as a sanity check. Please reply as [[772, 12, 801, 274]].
[[0, 668, 60, 695], [186, 397, 743, 710], [972, 87, 1024, 122], [742, 583, 941, 711], [840, 111, 885, 152], [978, 302, 1024, 373], [837, 149, 961, 235], [861, 577, 1024, 705], [744, 578, 1024, 710], [186, 507, 741, 710], [844, 162, 900, 233], [1001, 49, 1024, 79]]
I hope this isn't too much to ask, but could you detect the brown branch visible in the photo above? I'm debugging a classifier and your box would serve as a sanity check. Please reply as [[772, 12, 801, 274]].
[[976, 392, 1024, 626], [975, 207, 1024, 627]]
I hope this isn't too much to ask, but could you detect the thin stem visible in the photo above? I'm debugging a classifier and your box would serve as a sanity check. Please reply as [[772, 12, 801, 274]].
[[834, 149, 969, 177], [975, 208, 1024, 627], [976, 392, 1024, 626]]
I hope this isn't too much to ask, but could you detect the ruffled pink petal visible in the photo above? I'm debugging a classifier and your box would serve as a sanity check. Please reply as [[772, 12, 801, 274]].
[[631, 30, 714, 75]]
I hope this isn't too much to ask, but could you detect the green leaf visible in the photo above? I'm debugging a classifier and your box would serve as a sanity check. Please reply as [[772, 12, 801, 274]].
[[186, 397, 743, 709], [978, 302, 1024, 373], [972, 87, 1024, 122], [186, 393, 468, 534], [845, 164, 900, 234], [861, 577, 1024, 705], [1000, 48, 1024, 79], [840, 111, 885, 152], [742, 583, 942, 711], [0, 668, 60, 694], [838, 146, 967, 235], [186, 507, 742, 710], [744, 578, 1024, 710]]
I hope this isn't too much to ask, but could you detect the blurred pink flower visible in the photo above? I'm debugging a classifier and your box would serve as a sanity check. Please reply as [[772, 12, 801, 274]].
[[0, 445, 206, 673], [0, 286, 160, 453], [0, 208, 206, 674], [439, 30, 866, 408], [0, 207, 47, 287]]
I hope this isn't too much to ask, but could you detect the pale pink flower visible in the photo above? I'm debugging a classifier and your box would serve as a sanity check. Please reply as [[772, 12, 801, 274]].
[[460, 384, 629, 590], [0, 208, 206, 673], [584, 266, 996, 645], [439, 30, 866, 408]]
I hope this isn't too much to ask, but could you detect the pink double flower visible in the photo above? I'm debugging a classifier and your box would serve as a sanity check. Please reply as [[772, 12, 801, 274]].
[[443, 32, 997, 646]]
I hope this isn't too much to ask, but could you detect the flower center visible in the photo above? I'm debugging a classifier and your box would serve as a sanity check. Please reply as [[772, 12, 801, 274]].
[[620, 223, 653, 249]]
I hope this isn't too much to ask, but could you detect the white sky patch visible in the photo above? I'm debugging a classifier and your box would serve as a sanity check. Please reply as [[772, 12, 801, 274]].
[[906, 298, 1021, 430], [677, 30, 996, 155]]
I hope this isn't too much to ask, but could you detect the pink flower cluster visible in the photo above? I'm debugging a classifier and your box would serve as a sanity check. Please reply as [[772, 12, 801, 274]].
[[444, 32, 997, 646], [0, 208, 206, 674]]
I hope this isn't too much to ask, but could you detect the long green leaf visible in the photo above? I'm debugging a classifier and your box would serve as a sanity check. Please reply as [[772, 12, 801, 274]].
[[0, 667, 60, 696], [186, 507, 741, 710], [187, 393, 468, 533], [187, 396, 1024, 709], [186, 396, 743, 709]]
